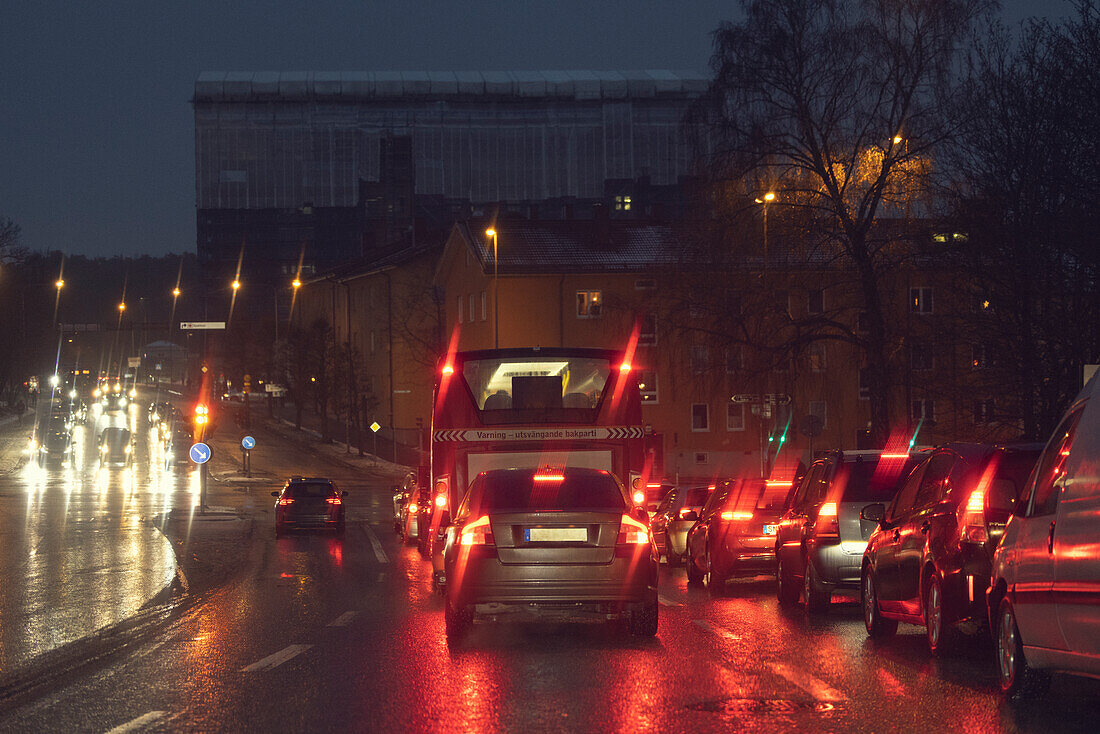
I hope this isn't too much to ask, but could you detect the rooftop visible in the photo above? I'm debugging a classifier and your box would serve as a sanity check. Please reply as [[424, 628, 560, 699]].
[[194, 70, 709, 102]]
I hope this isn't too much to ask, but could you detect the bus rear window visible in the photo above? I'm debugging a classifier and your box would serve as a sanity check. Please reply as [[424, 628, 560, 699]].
[[462, 357, 611, 412], [469, 470, 627, 513]]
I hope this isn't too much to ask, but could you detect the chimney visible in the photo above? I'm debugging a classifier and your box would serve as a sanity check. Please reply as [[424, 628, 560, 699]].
[[593, 202, 610, 247]]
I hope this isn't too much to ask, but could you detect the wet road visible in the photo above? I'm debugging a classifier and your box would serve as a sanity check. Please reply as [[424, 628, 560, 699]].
[[0, 405, 1097, 732]]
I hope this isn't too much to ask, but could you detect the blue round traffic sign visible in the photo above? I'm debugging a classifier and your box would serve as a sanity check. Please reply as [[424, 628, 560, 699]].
[[189, 442, 211, 464], [241, 435, 255, 450]]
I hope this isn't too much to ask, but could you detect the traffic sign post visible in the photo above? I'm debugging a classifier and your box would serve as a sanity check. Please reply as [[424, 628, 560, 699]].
[[370, 421, 381, 464], [190, 442, 211, 513], [241, 435, 255, 477]]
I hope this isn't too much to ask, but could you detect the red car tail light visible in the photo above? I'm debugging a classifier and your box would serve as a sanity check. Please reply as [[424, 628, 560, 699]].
[[407, 502, 418, 514], [459, 516, 495, 546], [720, 510, 753, 521], [617, 514, 650, 544], [815, 501, 839, 536], [960, 488, 988, 543], [326, 496, 341, 505], [678, 507, 695, 519], [278, 497, 294, 506]]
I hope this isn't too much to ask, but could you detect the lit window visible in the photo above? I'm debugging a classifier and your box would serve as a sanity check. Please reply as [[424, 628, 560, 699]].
[[637, 371, 658, 404], [576, 290, 602, 318], [615, 195, 632, 211], [691, 403, 709, 432], [726, 402, 745, 431], [911, 287, 934, 314]]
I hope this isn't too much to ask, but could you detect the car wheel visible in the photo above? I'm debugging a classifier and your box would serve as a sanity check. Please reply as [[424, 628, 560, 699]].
[[924, 572, 956, 655], [686, 547, 705, 586], [444, 598, 472, 643], [862, 567, 897, 638], [776, 557, 800, 606], [705, 546, 727, 597], [629, 600, 659, 638], [803, 561, 830, 613], [996, 598, 1050, 699]]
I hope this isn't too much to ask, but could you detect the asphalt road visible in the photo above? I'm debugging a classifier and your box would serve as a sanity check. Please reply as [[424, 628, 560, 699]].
[[0, 400, 1097, 732]]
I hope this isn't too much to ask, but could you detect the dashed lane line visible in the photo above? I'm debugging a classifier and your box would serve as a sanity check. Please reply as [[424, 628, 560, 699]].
[[327, 611, 359, 627], [362, 524, 389, 564], [692, 619, 741, 641], [768, 662, 846, 702], [240, 644, 312, 673], [105, 711, 168, 734]]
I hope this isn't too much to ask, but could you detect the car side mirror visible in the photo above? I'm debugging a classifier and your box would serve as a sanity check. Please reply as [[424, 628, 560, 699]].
[[860, 503, 885, 524], [342, 491, 348, 497], [271, 491, 280, 497], [681, 510, 699, 522]]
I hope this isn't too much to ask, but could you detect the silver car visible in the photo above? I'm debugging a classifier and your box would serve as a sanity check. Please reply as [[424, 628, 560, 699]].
[[987, 373, 1100, 698], [651, 485, 713, 565]]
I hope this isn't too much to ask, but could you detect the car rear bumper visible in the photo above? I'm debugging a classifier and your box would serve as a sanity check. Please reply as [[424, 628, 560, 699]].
[[810, 540, 868, 590], [448, 550, 657, 607], [278, 513, 342, 529]]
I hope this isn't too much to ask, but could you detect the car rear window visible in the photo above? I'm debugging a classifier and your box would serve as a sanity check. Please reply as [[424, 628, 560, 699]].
[[683, 487, 711, 506], [716, 479, 787, 512], [287, 482, 336, 498], [832, 458, 921, 503], [471, 472, 627, 513], [994, 449, 1043, 499]]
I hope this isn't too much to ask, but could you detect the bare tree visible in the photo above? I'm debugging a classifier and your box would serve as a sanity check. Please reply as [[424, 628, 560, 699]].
[[690, 0, 991, 445]]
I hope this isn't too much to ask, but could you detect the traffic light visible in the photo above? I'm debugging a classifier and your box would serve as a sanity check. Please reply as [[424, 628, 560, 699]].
[[194, 403, 209, 425]]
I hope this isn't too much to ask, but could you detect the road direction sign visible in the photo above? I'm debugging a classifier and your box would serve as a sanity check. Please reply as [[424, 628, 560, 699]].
[[241, 435, 255, 450], [189, 442, 211, 464], [127, 357, 141, 368], [180, 321, 226, 330], [732, 394, 760, 403]]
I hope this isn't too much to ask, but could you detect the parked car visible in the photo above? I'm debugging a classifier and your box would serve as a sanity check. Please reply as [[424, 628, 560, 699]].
[[273, 477, 347, 536], [860, 442, 1042, 654], [776, 450, 924, 611], [686, 476, 792, 595], [442, 467, 658, 642], [651, 484, 713, 566], [987, 374, 1100, 698]]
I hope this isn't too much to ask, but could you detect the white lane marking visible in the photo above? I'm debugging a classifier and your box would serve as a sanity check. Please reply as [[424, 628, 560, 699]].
[[768, 662, 846, 702], [363, 524, 389, 564], [105, 711, 168, 733], [692, 619, 741, 641], [327, 611, 358, 627], [240, 644, 312, 672], [658, 594, 682, 607]]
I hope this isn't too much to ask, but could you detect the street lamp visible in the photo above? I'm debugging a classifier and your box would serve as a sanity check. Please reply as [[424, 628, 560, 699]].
[[291, 278, 302, 290], [485, 227, 499, 348], [172, 287, 181, 298], [55, 279, 65, 289], [118, 301, 126, 312], [231, 280, 241, 291], [753, 192, 776, 280]]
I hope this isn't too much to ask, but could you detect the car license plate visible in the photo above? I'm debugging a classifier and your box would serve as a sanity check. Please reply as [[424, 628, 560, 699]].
[[525, 527, 587, 543], [763, 524, 778, 535]]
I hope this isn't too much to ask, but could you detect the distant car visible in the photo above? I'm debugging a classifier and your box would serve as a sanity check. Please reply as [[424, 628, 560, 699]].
[[392, 471, 428, 545], [273, 478, 347, 537], [860, 442, 1042, 655], [988, 375, 1100, 698], [98, 427, 133, 466], [38, 428, 72, 467], [441, 467, 658, 642], [775, 450, 925, 611], [685, 476, 791, 595], [651, 484, 713, 566]]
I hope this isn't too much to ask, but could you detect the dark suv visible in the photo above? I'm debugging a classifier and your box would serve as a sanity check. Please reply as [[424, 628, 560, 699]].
[[861, 443, 1042, 654], [775, 450, 924, 611]]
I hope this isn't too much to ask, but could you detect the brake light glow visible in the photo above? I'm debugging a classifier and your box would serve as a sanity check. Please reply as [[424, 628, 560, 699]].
[[407, 502, 418, 513], [880, 453, 910, 460], [441, 364, 454, 375], [819, 502, 838, 517], [966, 489, 985, 513], [721, 510, 753, 521], [533, 474, 565, 482], [279, 497, 294, 506], [619, 362, 632, 373], [459, 516, 494, 546], [617, 514, 650, 544], [679, 508, 695, 519], [765, 480, 791, 489], [434, 494, 448, 508], [326, 496, 341, 505], [816, 501, 840, 536]]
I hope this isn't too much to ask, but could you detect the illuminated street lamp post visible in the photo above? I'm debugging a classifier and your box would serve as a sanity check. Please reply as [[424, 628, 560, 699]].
[[754, 191, 776, 281], [486, 228, 499, 348]]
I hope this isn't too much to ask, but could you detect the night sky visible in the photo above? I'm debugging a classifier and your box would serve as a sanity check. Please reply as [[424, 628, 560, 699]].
[[0, 0, 1071, 257]]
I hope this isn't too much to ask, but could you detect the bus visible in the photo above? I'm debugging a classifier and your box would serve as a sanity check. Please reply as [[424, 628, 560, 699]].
[[425, 347, 650, 586]]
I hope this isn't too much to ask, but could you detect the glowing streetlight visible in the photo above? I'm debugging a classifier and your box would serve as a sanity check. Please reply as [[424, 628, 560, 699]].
[[231, 280, 241, 291], [486, 227, 499, 348], [291, 278, 302, 289], [753, 192, 777, 280], [893, 135, 904, 145], [118, 302, 126, 312], [172, 287, 181, 297], [49, 374, 60, 388], [55, 279, 65, 289]]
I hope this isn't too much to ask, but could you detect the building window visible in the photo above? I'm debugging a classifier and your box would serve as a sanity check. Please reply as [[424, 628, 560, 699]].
[[480, 291, 487, 321], [690, 346, 710, 374], [808, 289, 824, 314], [634, 278, 656, 290], [725, 346, 743, 373], [457, 295, 463, 324], [468, 293, 475, 323], [637, 371, 658, 404], [615, 195, 632, 211], [726, 402, 745, 431], [910, 341, 934, 371], [694, 452, 709, 465], [972, 344, 989, 369], [912, 399, 935, 423], [808, 343, 826, 372], [638, 314, 657, 347], [576, 290, 602, 318], [809, 400, 827, 429], [911, 287, 934, 314], [859, 367, 871, 400], [974, 399, 994, 424], [691, 403, 709, 432]]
